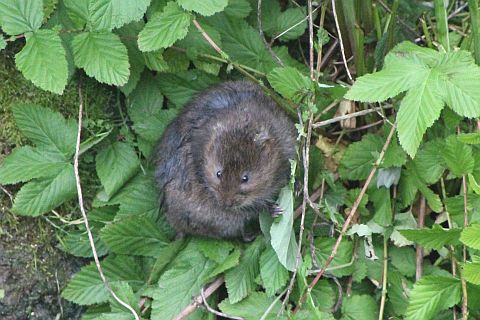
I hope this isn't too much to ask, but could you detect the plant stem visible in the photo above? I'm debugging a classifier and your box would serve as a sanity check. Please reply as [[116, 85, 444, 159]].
[[468, 0, 480, 64], [421, 16, 434, 48], [434, 0, 450, 50], [378, 235, 388, 320]]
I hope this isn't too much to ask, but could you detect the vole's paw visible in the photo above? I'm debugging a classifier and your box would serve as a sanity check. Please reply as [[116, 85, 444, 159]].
[[241, 231, 257, 242], [270, 205, 283, 218]]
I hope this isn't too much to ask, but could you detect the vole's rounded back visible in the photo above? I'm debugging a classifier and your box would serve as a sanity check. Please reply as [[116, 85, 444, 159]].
[[154, 81, 296, 240]]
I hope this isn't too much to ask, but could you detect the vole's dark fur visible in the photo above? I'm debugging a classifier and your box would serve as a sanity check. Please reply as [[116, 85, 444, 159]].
[[154, 81, 296, 240]]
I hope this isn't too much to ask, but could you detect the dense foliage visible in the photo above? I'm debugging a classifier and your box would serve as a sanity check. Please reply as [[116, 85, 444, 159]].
[[2, 0, 480, 319]]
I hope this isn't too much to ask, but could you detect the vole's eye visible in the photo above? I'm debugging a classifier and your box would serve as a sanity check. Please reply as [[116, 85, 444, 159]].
[[216, 170, 222, 178], [241, 175, 249, 183]]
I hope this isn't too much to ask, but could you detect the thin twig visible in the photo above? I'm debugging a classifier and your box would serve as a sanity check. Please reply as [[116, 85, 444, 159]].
[[192, 19, 225, 57], [273, 5, 321, 41], [331, 0, 353, 82], [312, 105, 393, 128], [308, 0, 315, 80], [174, 276, 225, 320], [294, 124, 397, 313], [200, 287, 243, 320], [461, 175, 469, 319], [74, 84, 140, 320], [0, 184, 14, 205], [257, 0, 285, 66], [415, 196, 425, 281]]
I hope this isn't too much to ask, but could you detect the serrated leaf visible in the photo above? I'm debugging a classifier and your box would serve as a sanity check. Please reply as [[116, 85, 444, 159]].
[[406, 276, 461, 320], [101, 215, 168, 256], [369, 187, 392, 226], [260, 245, 289, 297], [151, 241, 215, 320], [178, 0, 228, 16], [388, 271, 410, 316], [196, 238, 234, 263], [209, 249, 241, 279], [270, 186, 299, 271], [128, 74, 177, 144], [107, 172, 160, 218], [345, 54, 429, 102], [0, 146, 69, 184], [315, 238, 354, 277], [463, 262, 480, 285], [0, 0, 43, 35], [274, 7, 307, 42], [156, 70, 220, 107], [109, 282, 138, 314], [117, 22, 145, 95], [400, 225, 462, 250], [224, 0, 251, 18], [138, 2, 191, 52], [310, 280, 335, 311], [15, 30, 68, 94], [12, 165, 76, 216], [219, 292, 282, 320], [61, 230, 108, 258], [460, 224, 480, 249], [341, 295, 378, 320], [63, 0, 89, 28], [267, 67, 313, 102], [96, 142, 140, 198], [396, 70, 444, 157], [89, 0, 150, 30], [176, 20, 222, 58], [413, 140, 446, 184], [436, 51, 480, 118], [225, 237, 265, 303], [13, 104, 77, 158], [72, 31, 130, 85], [457, 132, 480, 144], [339, 134, 382, 180], [442, 135, 474, 177], [390, 246, 416, 278], [62, 256, 144, 305]]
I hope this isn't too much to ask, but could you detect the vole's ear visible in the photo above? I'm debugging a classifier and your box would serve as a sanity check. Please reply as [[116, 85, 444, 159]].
[[253, 127, 272, 146]]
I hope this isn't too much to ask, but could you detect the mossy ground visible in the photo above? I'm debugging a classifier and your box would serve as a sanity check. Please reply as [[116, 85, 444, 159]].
[[0, 44, 114, 319]]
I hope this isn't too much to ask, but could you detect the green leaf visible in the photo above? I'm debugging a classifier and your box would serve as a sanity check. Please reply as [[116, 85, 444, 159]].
[[413, 140, 446, 184], [0, 0, 43, 35], [345, 53, 429, 102], [396, 70, 444, 157], [270, 186, 299, 271], [442, 135, 474, 177], [406, 276, 461, 320], [390, 246, 416, 278], [341, 295, 378, 320], [96, 142, 140, 198], [315, 238, 354, 277], [62, 256, 144, 305], [0, 35, 6, 51], [400, 225, 462, 250], [436, 51, 480, 118], [156, 70, 220, 108], [176, 20, 222, 58], [151, 241, 215, 320], [224, 0, 251, 18], [89, 0, 151, 30], [457, 132, 480, 145], [72, 31, 130, 86], [109, 282, 138, 314], [100, 215, 169, 256], [13, 104, 77, 158], [225, 237, 265, 303], [260, 245, 289, 297], [460, 224, 480, 249], [0, 146, 69, 184], [12, 165, 76, 216], [273, 7, 307, 42], [138, 2, 191, 52], [339, 134, 382, 180], [463, 262, 480, 285], [61, 230, 109, 258], [107, 172, 160, 218], [15, 30, 68, 94], [267, 67, 313, 102], [128, 75, 177, 144], [178, 0, 228, 16], [310, 280, 335, 311], [196, 238, 235, 263], [209, 249, 241, 279], [63, 0, 89, 28], [369, 187, 392, 226], [219, 292, 283, 320]]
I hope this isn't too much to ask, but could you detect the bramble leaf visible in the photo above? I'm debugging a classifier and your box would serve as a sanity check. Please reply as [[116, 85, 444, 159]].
[[260, 245, 289, 297], [400, 225, 462, 250], [442, 135, 474, 177], [460, 224, 480, 250], [0, 0, 43, 35], [72, 31, 130, 85], [138, 2, 191, 52], [267, 67, 313, 102], [178, 0, 228, 16]]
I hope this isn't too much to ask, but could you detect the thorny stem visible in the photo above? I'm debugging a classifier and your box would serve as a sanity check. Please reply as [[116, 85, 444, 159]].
[[74, 85, 140, 320], [294, 124, 397, 313]]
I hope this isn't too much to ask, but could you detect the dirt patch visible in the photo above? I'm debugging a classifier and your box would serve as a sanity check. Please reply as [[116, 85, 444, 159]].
[[0, 198, 84, 320]]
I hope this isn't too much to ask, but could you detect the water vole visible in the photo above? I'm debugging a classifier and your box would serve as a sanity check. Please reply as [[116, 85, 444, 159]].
[[154, 81, 296, 241]]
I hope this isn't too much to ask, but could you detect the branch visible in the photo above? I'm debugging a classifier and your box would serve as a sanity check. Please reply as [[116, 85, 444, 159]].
[[312, 105, 393, 128], [294, 124, 397, 313], [74, 84, 140, 320]]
